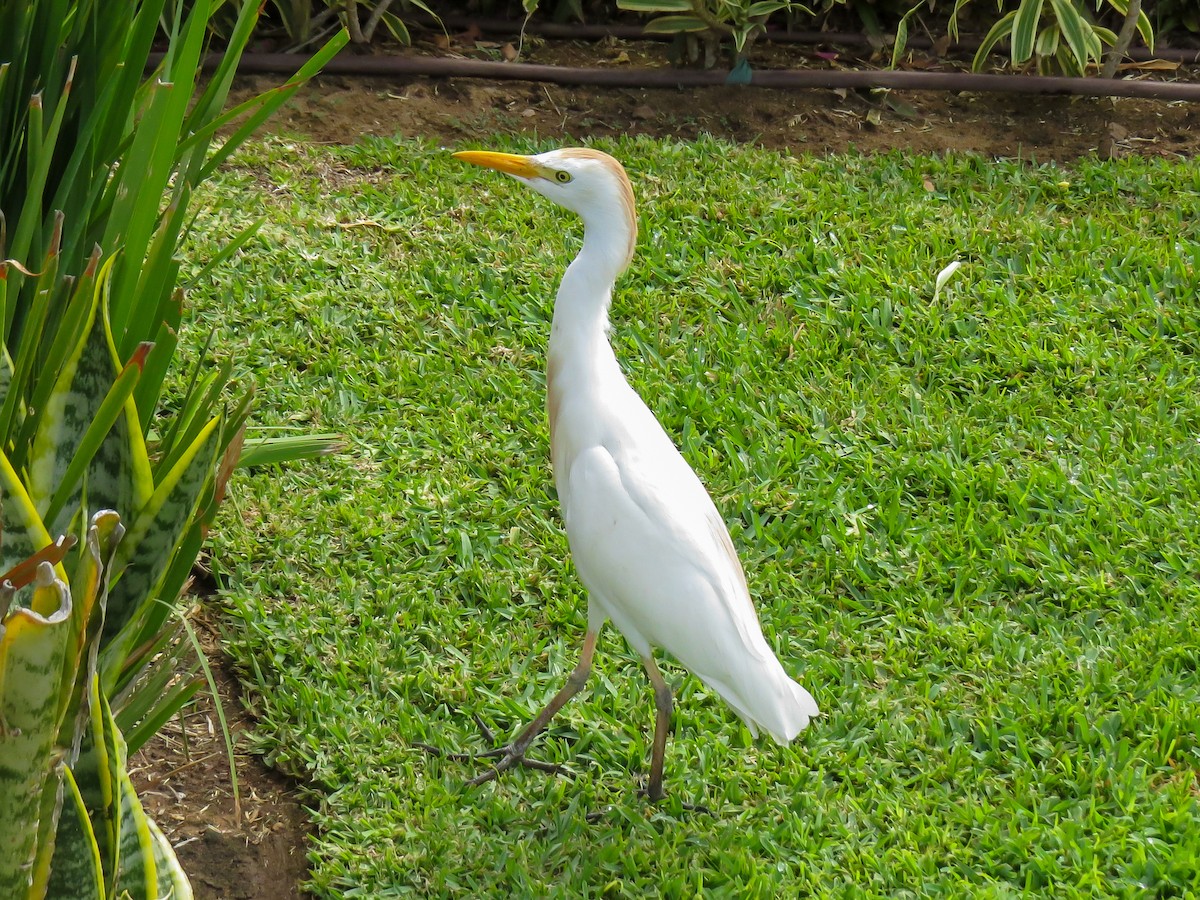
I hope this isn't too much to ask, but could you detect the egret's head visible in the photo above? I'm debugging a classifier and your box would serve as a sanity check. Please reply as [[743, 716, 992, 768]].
[[454, 147, 638, 267]]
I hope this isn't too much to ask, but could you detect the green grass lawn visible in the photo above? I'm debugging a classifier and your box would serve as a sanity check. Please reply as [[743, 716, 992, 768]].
[[184, 135, 1200, 897]]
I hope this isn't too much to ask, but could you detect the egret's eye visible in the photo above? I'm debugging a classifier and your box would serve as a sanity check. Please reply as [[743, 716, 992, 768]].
[[553, 170, 573, 184]]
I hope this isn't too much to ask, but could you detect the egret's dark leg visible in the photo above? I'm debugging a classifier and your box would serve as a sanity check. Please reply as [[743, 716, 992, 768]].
[[467, 629, 598, 786], [642, 656, 673, 802]]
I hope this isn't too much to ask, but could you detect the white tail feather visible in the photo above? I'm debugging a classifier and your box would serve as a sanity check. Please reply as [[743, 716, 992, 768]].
[[698, 656, 819, 746]]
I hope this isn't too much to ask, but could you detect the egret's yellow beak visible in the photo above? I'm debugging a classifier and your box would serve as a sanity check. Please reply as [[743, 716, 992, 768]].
[[453, 150, 540, 179]]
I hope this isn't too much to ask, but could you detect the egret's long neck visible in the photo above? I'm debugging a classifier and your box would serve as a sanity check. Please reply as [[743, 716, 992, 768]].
[[546, 214, 635, 470], [543, 165, 639, 474], [548, 211, 634, 369]]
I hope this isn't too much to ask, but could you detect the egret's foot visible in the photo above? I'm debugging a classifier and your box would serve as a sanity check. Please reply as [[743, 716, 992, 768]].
[[413, 713, 493, 762], [636, 785, 713, 816], [468, 713, 563, 782], [466, 743, 562, 786], [638, 782, 666, 804], [413, 713, 562, 785]]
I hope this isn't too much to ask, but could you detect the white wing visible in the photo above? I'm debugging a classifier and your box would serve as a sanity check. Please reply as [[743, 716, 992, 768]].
[[556, 381, 817, 742]]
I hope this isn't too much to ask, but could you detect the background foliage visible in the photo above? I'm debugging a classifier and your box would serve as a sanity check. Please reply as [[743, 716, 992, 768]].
[[0, 1, 342, 895], [237, 0, 1177, 73]]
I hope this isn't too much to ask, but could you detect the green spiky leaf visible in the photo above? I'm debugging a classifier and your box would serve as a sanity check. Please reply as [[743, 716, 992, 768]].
[[43, 766, 104, 900], [1012, 0, 1045, 64], [0, 562, 72, 897], [972, 10, 1018, 71], [617, 0, 693, 11], [1048, 0, 1098, 68], [101, 416, 222, 645], [643, 14, 712, 33]]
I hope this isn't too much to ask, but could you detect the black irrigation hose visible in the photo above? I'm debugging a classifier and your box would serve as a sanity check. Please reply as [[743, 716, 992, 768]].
[[218, 52, 1200, 101], [435, 15, 1200, 64]]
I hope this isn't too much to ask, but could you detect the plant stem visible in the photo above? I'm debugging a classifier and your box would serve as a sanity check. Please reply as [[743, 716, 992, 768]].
[[1101, 0, 1142, 79], [688, 0, 733, 37], [345, 0, 366, 43], [362, 0, 397, 42]]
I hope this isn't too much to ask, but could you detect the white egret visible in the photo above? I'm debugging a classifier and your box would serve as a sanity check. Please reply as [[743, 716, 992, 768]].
[[453, 147, 818, 800]]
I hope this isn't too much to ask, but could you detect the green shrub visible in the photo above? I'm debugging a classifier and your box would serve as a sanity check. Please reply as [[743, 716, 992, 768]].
[[0, 1, 345, 895]]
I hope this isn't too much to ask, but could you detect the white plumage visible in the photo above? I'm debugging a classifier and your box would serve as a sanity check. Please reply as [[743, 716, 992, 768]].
[[454, 147, 817, 799]]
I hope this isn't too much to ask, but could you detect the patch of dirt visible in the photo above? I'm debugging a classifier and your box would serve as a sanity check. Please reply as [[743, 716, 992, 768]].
[[129, 612, 312, 900], [230, 38, 1200, 160], [140, 38, 1196, 900]]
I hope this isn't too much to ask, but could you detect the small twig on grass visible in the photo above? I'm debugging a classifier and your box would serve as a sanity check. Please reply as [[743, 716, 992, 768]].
[[323, 218, 407, 232], [161, 751, 224, 781]]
